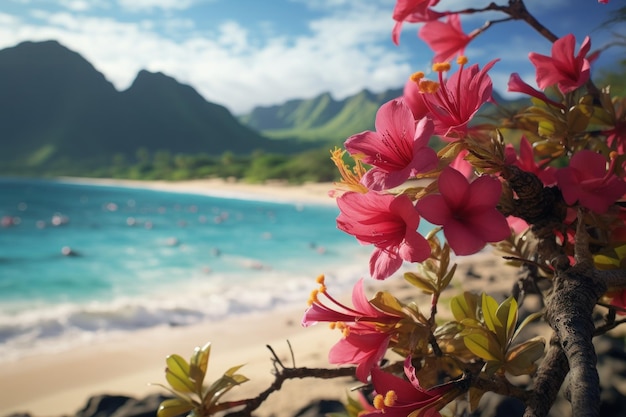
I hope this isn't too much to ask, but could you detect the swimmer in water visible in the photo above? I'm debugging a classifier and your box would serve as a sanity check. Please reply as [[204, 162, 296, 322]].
[[61, 246, 81, 257]]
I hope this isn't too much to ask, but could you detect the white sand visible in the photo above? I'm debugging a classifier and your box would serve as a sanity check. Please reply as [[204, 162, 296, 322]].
[[57, 177, 338, 206]]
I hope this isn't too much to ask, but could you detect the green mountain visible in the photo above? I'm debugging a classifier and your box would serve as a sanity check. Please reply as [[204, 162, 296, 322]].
[[239, 88, 403, 145], [0, 40, 301, 176], [239, 86, 532, 148]]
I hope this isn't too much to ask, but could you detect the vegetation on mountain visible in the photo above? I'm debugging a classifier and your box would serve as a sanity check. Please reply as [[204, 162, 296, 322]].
[[94, 147, 338, 183], [0, 40, 314, 179], [239, 88, 404, 145]]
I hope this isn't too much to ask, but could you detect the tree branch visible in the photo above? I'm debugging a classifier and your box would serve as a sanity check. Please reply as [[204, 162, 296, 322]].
[[223, 344, 358, 417], [451, 0, 559, 43], [538, 218, 607, 417], [523, 335, 569, 417]]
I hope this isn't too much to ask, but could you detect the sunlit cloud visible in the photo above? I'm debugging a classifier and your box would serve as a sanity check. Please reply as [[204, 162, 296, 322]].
[[116, 0, 200, 12], [0, 0, 621, 115]]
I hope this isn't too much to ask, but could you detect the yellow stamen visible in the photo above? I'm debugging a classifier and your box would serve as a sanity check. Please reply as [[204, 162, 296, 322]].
[[308, 289, 319, 305], [330, 148, 368, 194], [373, 394, 385, 410], [610, 150, 618, 160], [419, 80, 440, 94], [456, 55, 468, 65], [329, 322, 337, 330], [342, 326, 350, 338], [384, 391, 397, 407], [315, 274, 327, 293], [432, 62, 451, 72], [410, 71, 425, 83]]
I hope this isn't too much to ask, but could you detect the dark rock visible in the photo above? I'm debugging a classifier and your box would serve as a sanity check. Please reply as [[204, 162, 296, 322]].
[[292, 399, 345, 417], [471, 392, 524, 417], [75, 395, 133, 417], [600, 386, 626, 417], [109, 394, 170, 417], [73, 393, 170, 417]]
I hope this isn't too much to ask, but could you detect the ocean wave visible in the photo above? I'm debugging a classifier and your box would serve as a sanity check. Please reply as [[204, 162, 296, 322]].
[[0, 258, 369, 362]]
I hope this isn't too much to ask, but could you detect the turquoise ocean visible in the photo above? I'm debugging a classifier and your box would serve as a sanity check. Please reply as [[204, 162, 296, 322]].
[[0, 178, 378, 362]]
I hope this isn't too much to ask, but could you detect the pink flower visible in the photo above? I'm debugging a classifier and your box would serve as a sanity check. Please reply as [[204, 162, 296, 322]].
[[555, 150, 626, 214], [416, 167, 510, 255], [392, 0, 443, 45], [302, 277, 404, 382], [606, 101, 626, 154], [404, 58, 498, 139], [337, 191, 431, 279], [504, 136, 557, 186], [528, 34, 591, 94], [507, 216, 529, 235], [449, 149, 474, 179], [507, 73, 565, 109], [361, 357, 463, 417], [418, 14, 476, 63], [345, 99, 438, 191]]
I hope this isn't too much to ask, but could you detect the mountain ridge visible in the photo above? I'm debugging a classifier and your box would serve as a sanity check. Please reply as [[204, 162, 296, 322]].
[[0, 40, 301, 175], [239, 87, 404, 145]]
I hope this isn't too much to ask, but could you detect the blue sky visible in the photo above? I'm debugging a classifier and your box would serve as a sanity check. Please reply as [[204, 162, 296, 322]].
[[0, 0, 624, 114]]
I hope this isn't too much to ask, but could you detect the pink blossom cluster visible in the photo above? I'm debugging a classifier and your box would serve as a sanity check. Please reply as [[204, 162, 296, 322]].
[[336, 1, 626, 280], [303, 1, 626, 415]]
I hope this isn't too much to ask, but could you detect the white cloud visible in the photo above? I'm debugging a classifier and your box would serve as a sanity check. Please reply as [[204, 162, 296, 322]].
[[58, 0, 90, 11], [216, 21, 249, 54], [6, 0, 607, 117], [0, 0, 417, 114], [116, 0, 198, 12]]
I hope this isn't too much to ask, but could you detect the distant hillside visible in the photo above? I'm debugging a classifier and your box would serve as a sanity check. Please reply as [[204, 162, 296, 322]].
[[0, 40, 304, 176], [239, 86, 532, 146], [239, 88, 403, 145]]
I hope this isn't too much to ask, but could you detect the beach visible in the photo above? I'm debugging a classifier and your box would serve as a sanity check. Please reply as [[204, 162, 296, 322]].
[[0, 178, 519, 417], [57, 177, 339, 206], [0, 178, 356, 417]]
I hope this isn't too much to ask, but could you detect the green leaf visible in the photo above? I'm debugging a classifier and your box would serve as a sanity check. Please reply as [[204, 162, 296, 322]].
[[484, 360, 502, 377], [512, 311, 543, 342], [190, 342, 211, 375], [370, 291, 405, 316], [157, 398, 193, 417], [439, 263, 457, 292], [539, 120, 557, 137], [189, 342, 211, 390], [450, 292, 480, 322], [505, 337, 546, 376], [404, 272, 436, 294], [567, 105, 592, 132], [533, 139, 565, 158], [481, 293, 502, 335], [495, 296, 518, 346], [205, 374, 249, 408], [204, 366, 248, 407], [464, 331, 503, 362], [224, 364, 246, 377], [166, 354, 195, 393]]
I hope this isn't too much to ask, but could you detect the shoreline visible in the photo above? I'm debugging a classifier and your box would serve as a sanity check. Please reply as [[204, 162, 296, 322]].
[[54, 177, 338, 207]]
